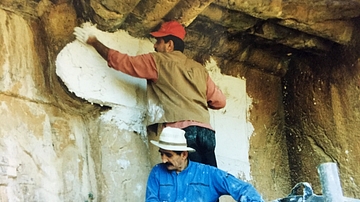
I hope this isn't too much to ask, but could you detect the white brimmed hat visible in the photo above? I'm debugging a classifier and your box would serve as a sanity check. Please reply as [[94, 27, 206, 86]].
[[150, 127, 195, 152]]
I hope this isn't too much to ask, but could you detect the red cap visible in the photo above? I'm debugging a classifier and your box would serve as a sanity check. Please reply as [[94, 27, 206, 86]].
[[150, 21, 186, 40]]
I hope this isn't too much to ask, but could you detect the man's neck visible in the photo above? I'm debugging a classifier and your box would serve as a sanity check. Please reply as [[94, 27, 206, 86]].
[[176, 159, 189, 174]]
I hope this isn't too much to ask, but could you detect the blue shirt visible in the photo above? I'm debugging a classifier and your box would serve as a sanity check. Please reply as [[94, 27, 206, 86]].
[[146, 160, 264, 202]]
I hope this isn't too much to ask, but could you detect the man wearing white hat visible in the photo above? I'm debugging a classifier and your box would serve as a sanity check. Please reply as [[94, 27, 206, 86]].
[[146, 127, 264, 202]]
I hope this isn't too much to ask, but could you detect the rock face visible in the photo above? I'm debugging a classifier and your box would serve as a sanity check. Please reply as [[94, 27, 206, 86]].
[[283, 49, 360, 196], [1, 0, 360, 202], [0, 3, 151, 202]]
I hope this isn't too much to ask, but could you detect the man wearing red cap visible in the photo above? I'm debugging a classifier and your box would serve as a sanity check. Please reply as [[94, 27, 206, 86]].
[[74, 21, 226, 167]]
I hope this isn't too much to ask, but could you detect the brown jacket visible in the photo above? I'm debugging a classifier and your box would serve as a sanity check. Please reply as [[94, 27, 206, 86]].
[[147, 51, 210, 126]]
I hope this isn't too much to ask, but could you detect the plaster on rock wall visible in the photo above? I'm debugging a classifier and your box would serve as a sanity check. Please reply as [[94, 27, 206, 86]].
[[56, 23, 152, 201], [56, 23, 150, 109], [207, 60, 255, 202], [206, 58, 254, 180], [56, 23, 152, 135], [56, 23, 256, 201]]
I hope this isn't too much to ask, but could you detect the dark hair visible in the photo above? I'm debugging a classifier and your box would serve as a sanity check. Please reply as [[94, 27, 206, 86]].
[[163, 35, 185, 52]]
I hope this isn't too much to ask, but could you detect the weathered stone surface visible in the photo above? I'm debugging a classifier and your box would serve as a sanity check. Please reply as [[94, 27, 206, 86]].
[[40, 2, 77, 52], [278, 19, 354, 45], [251, 21, 334, 53], [0, 4, 151, 202], [121, 0, 181, 37], [246, 68, 291, 200], [0, 94, 98, 202], [200, 4, 259, 32], [214, 0, 359, 45], [1, 0, 360, 201], [67, 0, 360, 77], [97, 122, 150, 201], [165, 0, 215, 26], [283, 43, 360, 197], [280, 1, 360, 21], [0, 9, 50, 101]]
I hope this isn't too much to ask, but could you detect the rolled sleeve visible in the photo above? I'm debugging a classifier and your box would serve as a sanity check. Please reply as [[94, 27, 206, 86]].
[[206, 75, 226, 109]]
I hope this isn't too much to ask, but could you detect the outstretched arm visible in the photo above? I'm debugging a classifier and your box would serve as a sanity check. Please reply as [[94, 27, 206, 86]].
[[73, 27, 158, 80], [213, 169, 264, 202]]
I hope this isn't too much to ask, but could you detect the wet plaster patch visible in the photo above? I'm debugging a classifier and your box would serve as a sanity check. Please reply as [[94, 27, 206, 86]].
[[55, 23, 153, 134]]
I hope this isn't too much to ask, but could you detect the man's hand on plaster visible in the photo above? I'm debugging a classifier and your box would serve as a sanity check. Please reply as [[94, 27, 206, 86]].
[[74, 27, 94, 45]]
